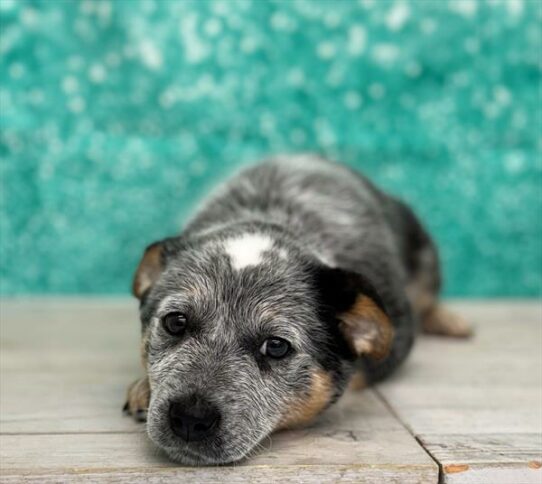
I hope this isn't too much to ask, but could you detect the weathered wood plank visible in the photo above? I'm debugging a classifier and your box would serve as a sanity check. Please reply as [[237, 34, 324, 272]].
[[0, 464, 437, 484], [0, 393, 438, 482], [0, 299, 143, 434], [396, 408, 541, 435], [377, 385, 541, 409], [421, 433, 542, 484], [0, 407, 435, 468], [443, 467, 541, 484], [0, 372, 143, 434], [377, 301, 542, 484], [3, 299, 540, 483], [419, 433, 542, 465], [0, 299, 438, 483]]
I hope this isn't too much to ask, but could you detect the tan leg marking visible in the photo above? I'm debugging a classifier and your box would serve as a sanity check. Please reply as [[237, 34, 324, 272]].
[[123, 329, 151, 422], [347, 370, 367, 392], [277, 370, 333, 430], [422, 304, 473, 338], [123, 376, 150, 422], [406, 260, 473, 339], [406, 284, 435, 318]]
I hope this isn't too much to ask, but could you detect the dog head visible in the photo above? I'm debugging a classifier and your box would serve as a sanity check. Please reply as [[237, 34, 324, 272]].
[[133, 230, 393, 464]]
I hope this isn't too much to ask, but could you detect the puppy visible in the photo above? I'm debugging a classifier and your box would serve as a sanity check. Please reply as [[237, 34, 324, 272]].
[[123, 155, 470, 465]]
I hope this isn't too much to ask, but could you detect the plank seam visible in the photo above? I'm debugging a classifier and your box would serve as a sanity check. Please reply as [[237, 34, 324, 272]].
[[374, 388, 443, 484]]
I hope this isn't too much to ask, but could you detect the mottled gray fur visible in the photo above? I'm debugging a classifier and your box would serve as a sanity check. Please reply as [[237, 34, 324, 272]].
[[134, 154, 440, 465]]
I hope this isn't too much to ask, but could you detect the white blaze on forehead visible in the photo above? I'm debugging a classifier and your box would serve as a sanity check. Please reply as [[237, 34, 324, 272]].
[[224, 233, 273, 270]]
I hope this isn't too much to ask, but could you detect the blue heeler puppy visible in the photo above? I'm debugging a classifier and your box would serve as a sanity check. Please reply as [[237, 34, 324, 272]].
[[124, 155, 471, 465]]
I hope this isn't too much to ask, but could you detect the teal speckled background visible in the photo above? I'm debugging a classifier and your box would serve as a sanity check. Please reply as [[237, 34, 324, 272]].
[[1, 0, 541, 296]]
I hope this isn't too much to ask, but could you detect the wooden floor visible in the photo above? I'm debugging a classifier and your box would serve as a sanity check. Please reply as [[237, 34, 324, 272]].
[[0, 300, 540, 483]]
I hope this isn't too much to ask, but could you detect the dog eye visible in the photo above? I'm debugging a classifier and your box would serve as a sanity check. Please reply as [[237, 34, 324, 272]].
[[162, 312, 187, 336], [260, 338, 291, 359]]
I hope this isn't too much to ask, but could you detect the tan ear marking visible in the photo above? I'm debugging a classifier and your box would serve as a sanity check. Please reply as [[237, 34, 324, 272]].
[[338, 295, 394, 360], [277, 370, 333, 430], [132, 243, 163, 299]]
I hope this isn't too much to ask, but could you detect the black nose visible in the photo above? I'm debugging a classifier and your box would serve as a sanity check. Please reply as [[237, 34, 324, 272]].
[[169, 395, 220, 442]]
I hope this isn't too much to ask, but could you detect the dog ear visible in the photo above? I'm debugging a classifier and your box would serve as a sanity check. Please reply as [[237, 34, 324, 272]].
[[315, 266, 394, 360], [132, 242, 164, 299], [132, 237, 185, 299]]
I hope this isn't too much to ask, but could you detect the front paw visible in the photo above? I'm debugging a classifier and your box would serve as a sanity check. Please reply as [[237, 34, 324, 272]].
[[123, 377, 150, 422]]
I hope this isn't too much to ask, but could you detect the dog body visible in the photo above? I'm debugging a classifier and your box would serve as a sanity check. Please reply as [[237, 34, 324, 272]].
[[126, 155, 469, 464]]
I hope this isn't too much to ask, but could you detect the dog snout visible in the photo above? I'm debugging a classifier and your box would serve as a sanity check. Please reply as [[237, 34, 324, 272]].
[[168, 394, 221, 442]]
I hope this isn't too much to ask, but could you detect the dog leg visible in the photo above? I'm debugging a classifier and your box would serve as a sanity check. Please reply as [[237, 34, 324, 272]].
[[422, 304, 472, 338], [404, 238, 473, 338], [347, 370, 367, 392], [123, 376, 150, 422], [408, 273, 473, 338]]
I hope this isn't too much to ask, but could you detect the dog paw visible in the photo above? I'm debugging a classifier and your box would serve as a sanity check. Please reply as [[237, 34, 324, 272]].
[[422, 305, 473, 338], [123, 376, 150, 422]]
